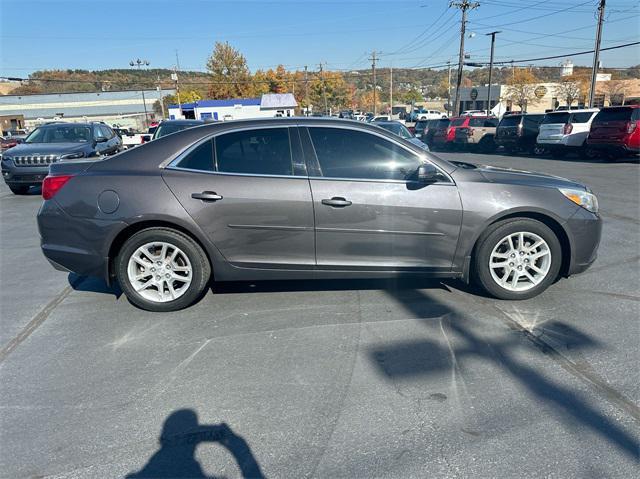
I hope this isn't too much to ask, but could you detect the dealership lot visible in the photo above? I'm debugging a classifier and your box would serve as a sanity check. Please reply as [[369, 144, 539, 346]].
[[0, 152, 638, 477]]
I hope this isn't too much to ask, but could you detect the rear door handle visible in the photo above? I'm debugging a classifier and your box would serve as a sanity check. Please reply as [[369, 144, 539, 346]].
[[191, 191, 223, 202], [321, 197, 352, 207]]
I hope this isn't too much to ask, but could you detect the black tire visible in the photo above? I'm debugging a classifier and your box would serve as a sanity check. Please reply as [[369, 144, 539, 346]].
[[8, 184, 30, 195], [532, 144, 546, 156], [579, 144, 598, 160], [473, 218, 562, 300], [478, 136, 497, 153], [115, 227, 211, 312]]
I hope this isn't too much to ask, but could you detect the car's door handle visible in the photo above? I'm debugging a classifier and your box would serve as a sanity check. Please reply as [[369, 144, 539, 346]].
[[191, 191, 223, 202], [321, 197, 352, 207]]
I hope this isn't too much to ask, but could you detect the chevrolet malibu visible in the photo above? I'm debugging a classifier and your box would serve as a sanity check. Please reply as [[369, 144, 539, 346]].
[[37, 118, 602, 312]]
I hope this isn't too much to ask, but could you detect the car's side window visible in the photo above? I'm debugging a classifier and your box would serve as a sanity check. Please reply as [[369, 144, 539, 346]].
[[178, 139, 215, 172], [215, 128, 293, 176], [571, 112, 594, 123], [101, 126, 113, 139], [94, 126, 106, 140], [309, 127, 422, 181]]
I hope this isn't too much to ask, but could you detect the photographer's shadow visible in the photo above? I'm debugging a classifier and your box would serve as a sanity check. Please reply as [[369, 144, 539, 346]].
[[127, 409, 264, 479]]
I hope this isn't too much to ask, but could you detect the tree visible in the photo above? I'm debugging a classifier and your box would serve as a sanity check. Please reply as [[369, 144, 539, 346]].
[[206, 42, 253, 99], [554, 80, 582, 109], [605, 79, 627, 105], [503, 68, 540, 111], [309, 71, 350, 113], [400, 88, 423, 104], [155, 90, 203, 116]]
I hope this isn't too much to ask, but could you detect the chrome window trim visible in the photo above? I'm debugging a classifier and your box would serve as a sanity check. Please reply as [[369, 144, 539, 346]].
[[164, 122, 454, 185]]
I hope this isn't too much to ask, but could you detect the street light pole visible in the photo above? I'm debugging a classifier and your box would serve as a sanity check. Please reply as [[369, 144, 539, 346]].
[[130, 58, 150, 127], [485, 31, 500, 116]]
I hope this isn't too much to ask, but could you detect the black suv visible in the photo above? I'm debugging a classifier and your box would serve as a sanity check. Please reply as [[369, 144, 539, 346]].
[[1, 122, 122, 194], [495, 113, 546, 154], [152, 119, 205, 140]]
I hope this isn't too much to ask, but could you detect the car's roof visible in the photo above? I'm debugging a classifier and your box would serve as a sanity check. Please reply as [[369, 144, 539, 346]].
[[159, 119, 205, 125], [546, 109, 599, 113], [95, 117, 457, 175], [37, 122, 95, 128]]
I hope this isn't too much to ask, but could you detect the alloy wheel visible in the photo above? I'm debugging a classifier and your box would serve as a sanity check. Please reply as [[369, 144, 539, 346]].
[[127, 241, 193, 303], [488, 231, 552, 292]]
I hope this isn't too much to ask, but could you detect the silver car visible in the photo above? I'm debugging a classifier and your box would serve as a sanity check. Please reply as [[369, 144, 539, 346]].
[[37, 118, 601, 311]]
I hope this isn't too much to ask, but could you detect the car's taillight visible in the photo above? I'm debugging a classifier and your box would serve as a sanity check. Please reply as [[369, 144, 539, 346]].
[[627, 121, 637, 134], [42, 174, 74, 200], [563, 123, 573, 135]]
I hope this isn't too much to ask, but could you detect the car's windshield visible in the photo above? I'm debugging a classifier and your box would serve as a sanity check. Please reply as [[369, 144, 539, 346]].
[[25, 125, 92, 143], [542, 112, 570, 124], [154, 122, 200, 139]]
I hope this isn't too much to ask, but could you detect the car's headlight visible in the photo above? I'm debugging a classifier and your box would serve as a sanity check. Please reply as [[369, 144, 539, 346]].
[[60, 152, 85, 160], [559, 188, 599, 214]]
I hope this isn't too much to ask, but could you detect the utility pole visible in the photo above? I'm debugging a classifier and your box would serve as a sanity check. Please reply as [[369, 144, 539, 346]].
[[174, 50, 182, 118], [157, 75, 166, 119], [369, 51, 378, 115], [451, 0, 479, 116], [447, 60, 452, 116], [390, 64, 393, 117], [588, 0, 606, 107], [304, 65, 309, 115], [485, 31, 500, 116], [319, 63, 329, 115], [129, 58, 150, 127]]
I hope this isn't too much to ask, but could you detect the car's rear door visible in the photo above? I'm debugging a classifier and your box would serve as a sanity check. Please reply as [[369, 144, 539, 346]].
[[162, 126, 315, 269], [300, 125, 462, 270]]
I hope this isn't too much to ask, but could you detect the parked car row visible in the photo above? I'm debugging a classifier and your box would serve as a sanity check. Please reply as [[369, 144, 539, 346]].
[[418, 105, 639, 160]]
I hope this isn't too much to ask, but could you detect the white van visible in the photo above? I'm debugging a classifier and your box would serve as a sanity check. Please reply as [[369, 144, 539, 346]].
[[537, 109, 599, 158]]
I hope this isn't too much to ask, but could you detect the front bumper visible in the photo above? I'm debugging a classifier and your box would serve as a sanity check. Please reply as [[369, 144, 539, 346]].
[[38, 199, 127, 281], [565, 206, 602, 276], [2, 163, 49, 185]]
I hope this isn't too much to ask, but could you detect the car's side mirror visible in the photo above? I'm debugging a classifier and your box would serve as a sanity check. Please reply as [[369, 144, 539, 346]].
[[95, 137, 108, 143], [417, 163, 439, 183]]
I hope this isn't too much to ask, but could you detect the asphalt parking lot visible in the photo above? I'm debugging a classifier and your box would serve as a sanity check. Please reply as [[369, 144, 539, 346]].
[[0, 152, 638, 478]]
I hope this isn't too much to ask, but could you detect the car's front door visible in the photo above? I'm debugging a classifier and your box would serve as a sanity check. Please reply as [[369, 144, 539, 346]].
[[301, 126, 462, 270], [162, 126, 315, 269]]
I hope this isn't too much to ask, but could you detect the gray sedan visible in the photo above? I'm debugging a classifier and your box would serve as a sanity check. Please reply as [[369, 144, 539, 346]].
[[37, 118, 601, 311]]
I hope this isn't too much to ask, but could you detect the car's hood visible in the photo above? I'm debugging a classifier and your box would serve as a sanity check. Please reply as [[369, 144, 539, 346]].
[[454, 161, 586, 190], [3, 142, 89, 156]]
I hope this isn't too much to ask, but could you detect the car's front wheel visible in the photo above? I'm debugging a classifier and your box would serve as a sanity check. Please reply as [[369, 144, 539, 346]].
[[116, 228, 211, 312], [473, 218, 562, 300]]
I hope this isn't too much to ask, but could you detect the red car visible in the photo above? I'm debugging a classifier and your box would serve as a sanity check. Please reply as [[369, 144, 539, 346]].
[[432, 115, 495, 150], [587, 105, 639, 157], [1, 136, 23, 151]]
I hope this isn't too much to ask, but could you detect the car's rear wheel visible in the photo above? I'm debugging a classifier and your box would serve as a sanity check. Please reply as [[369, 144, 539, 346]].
[[473, 218, 562, 300], [8, 184, 30, 195], [116, 228, 211, 312]]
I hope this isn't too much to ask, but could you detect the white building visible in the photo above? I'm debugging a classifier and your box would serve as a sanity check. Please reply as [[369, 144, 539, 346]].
[[168, 93, 297, 121]]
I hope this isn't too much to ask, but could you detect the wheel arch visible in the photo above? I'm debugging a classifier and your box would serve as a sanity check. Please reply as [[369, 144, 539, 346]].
[[465, 210, 572, 281], [107, 219, 215, 284]]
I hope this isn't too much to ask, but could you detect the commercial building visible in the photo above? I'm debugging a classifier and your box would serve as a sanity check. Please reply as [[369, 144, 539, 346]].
[[458, 78, 640, 115], [0, 89, 175, 130], [0, 114, 25, 135], [168, 93, 297, 121]]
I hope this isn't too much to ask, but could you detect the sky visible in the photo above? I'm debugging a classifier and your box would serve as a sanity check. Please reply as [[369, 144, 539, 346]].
[[0, 0, 639, 78]]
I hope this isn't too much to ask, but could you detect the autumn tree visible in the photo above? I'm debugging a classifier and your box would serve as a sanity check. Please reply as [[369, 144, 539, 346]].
[[309, 71, 350, 113], [503, 68, 540, 111], [206, 42, 253, 99], [400, 88, 424, 104], [554, 80, 582, 109], [605, 79, 627, 105]]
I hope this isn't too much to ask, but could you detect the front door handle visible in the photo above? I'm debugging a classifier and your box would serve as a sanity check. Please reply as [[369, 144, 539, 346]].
[[191, 191, 223, 202], [321, 197, 352, 207]]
